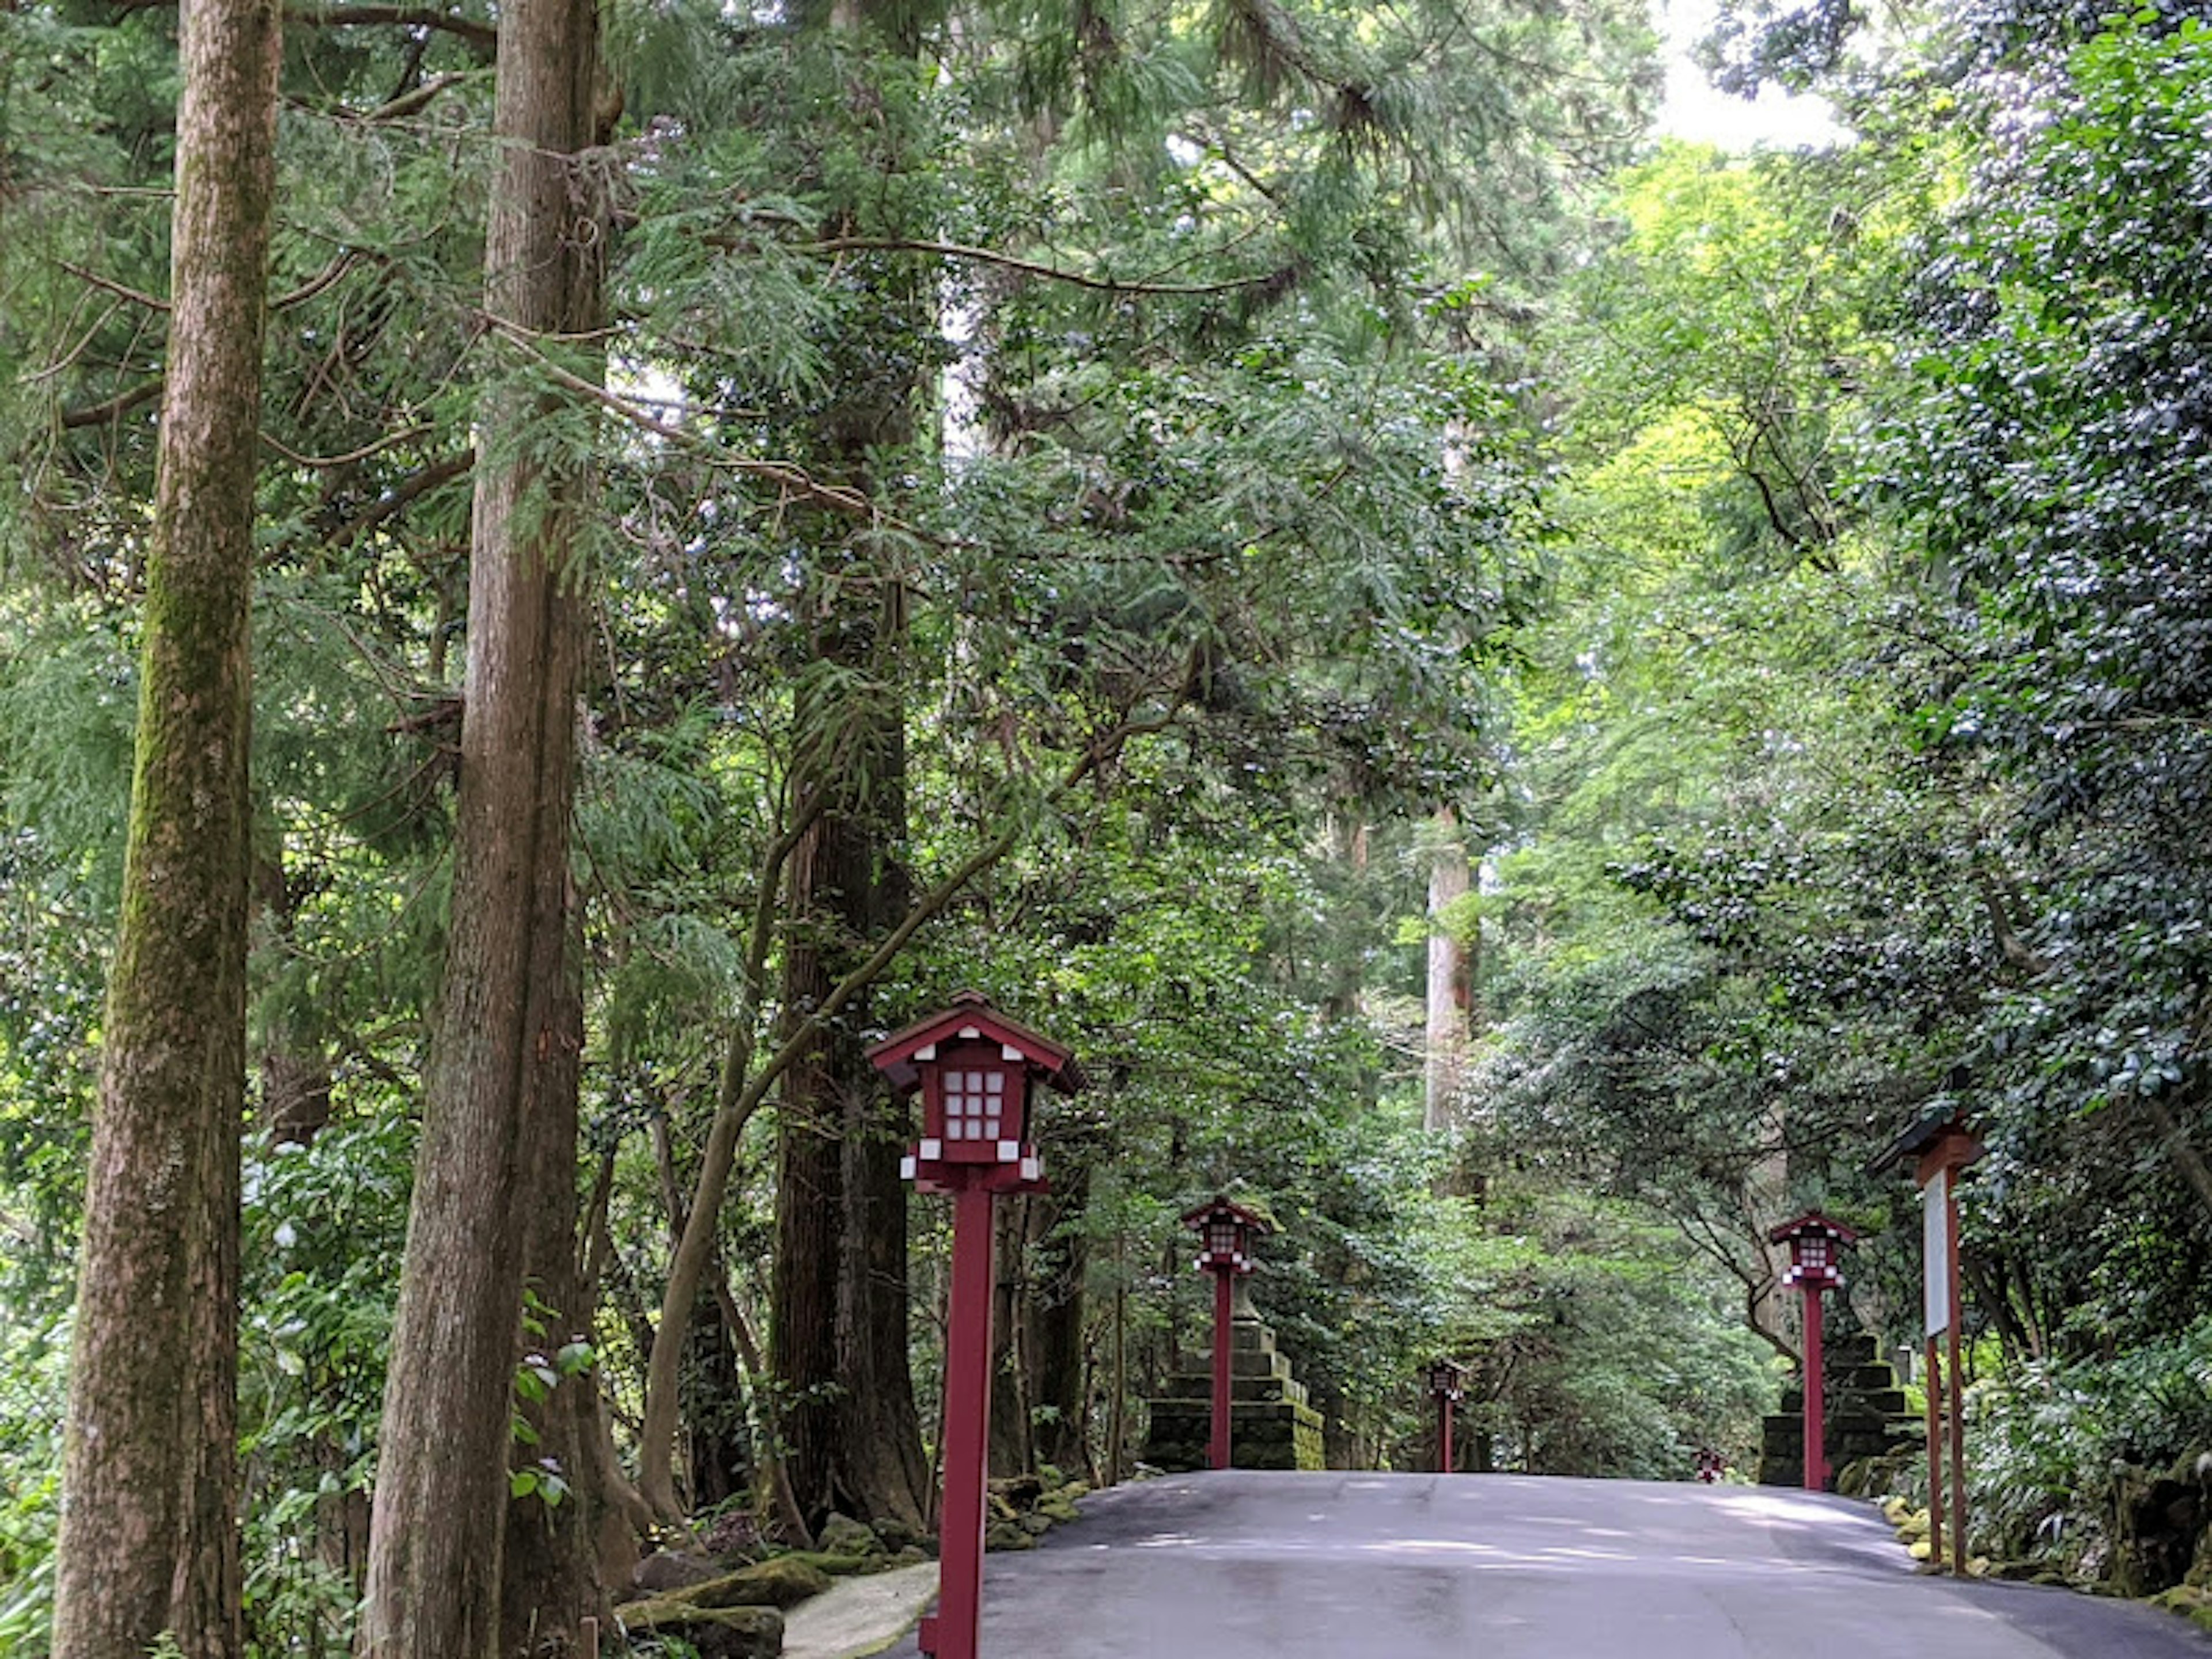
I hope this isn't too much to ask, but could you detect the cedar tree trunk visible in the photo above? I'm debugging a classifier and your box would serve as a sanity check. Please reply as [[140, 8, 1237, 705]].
[[358, 0, 602, 1645], [51, 0, 280, 1649]]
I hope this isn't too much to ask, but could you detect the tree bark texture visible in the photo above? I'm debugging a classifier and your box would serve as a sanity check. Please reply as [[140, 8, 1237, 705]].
[[52, 0, 279, 1649], [499, 896, 612, 1658], [1027, 1171, 1090, 1475], [1423, 806, 1471, 1136], [769, 685, 929, 1528], [358, 0, 601, 1645]]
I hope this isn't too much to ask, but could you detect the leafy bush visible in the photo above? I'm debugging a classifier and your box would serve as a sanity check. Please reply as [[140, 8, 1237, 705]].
[[1973, 1316, 2212, 1581], [0, 1314, 67, 1658]]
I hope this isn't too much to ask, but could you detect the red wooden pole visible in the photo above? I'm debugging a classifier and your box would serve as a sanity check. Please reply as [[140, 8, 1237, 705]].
[[1945, 1179, 1968, 1575], [1800, 1282, 1825, 1491], [1924, 1335, 1943, 1570], [1437, 1392, 1454, 1475], [1209, 1266, 1234, 1471], [922, 1181, 998, 1659]]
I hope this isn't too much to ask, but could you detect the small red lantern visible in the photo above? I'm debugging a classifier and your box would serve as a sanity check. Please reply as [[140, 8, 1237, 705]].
[[1185, 1195, 1266, 1275], [1772, 1214, 1855, 1290], [1183, 1195, 1268, 1471], [874, 990, 1081, 1196], [868, 993, 1084, 1659], [1425, 1358, 1465, 1475], [1767, 1211, 1858, 1492]]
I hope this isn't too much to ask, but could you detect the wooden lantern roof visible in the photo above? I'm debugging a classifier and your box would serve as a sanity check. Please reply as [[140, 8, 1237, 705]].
[[1181, 1194, 1270, 1236], [1767, 1211, 1861, 1248], [865, 989, 1087, 1097]]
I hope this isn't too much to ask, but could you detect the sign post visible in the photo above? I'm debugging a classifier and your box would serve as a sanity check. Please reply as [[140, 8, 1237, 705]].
[[1876, 1109, 1981, 1574], [1881, 1116, 1981, 1576], [869, 993, 1085, 1659]]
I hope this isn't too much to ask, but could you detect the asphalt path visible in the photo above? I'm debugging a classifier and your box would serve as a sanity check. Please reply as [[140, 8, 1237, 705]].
[[879, 1469, 2212, 1658]]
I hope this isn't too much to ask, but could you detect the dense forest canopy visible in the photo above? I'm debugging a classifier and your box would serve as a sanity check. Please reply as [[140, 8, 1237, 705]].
[[4, 0, 2212, 1649]]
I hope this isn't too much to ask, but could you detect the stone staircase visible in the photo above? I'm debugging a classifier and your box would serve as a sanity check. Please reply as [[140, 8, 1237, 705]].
[[1141, 1287, 1325, 1472], [1758, 1330, 1919, 1490]]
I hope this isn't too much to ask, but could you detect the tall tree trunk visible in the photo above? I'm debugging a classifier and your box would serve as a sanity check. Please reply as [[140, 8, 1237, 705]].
[[499, 897, 618, 1656], [255, 850, 334, 1145], [988, 1195, 1036, 1479], [358, 0, 601, 1644], [52, 0, 279, 1647], [1028, 1168, 1090, 1475], [1424, 805, 1471, 1135], [768, 17, 934, 1533], [770, 641, 928, 1527]]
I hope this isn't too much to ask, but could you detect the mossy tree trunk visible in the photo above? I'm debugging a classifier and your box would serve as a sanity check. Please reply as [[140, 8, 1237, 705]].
[[358, 0, 604, 1646], [768, 0, 934, 1537], [51, 0, 280, 1649], [770, 609, 930, 1528]]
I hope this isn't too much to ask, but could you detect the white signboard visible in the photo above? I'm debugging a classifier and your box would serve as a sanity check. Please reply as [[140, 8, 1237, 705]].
[[1923, 1166, 1950, 1336]]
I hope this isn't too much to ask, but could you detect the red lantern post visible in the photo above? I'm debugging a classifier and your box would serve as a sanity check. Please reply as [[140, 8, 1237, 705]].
[[1183, 1196, 1267, 1471], [1767, 1213, 1858, 1491], [1425, 1359, 1465, 1475], [870, 993, 1085, 1659]]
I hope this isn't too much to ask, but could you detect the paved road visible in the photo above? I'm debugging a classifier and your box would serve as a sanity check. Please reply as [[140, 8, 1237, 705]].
[[880, 1470, 2212, 1658]]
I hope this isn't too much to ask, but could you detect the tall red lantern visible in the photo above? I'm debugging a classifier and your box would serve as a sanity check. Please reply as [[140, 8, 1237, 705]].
[[1767, 1212, 1858, 1492], [1424, 1358, 1466, 1475], [1183, 1195, 1267, 1472], [870, 993, 1085, 1659]]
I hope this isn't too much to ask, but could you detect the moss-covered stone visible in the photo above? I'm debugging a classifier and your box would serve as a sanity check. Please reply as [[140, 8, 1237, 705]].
[[2151, 1585, 2212, 1635], [613, 1599, 783, 1658], [870, 1516, 926, 1554], [985, 1520, 1036, 1552], [817, 1512, 884, 1558], [778, 1550, 876, 1578], [656, 1554, 831, 1609]]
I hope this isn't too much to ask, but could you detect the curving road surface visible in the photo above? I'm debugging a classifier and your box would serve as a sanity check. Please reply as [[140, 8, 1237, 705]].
[[880, 1469, 2212, 1658]]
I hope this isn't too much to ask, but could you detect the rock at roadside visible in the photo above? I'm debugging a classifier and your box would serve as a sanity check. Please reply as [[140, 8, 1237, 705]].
[[647, 1555, 832, 1611], [613, 1601, 782, 1658], [632, 1549, 726, 1596], [816, 1513, 886, 1559]]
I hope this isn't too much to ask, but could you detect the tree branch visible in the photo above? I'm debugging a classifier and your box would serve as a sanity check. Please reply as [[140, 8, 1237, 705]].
[[783, 235, 1293, 298], [485, 316, 929, 537], [286, 2, 495, 48], [60, 261, 168, 313], [262, 422, 433, 469], [324, 449, 474, 550], [60, 378, 163, 430]]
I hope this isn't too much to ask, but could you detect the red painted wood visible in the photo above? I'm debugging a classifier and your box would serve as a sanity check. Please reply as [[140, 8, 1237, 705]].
[[1925, 1335, 1944, 1570], [1210, 1267, 1234, 1471], [1801, 1284, 1825, 1490], [925, 1182, 998, 1659], [1945, 1179, 1968, 1575]]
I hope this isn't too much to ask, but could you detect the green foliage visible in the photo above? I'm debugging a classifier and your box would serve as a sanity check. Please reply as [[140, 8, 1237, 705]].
[[0, 1314, 65, 1658], [1974, 1316, 2212, 1578], [1416, 1181, 1778, 1476]]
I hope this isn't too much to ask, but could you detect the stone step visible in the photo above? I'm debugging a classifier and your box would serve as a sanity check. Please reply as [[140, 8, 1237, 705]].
[[1196, 1347, 1295, 1381], [1828, 1333, 1880, 1366], [1229, 1321, 1277, 1357], [1141, 1397, 1325, 1474], [1157, 1374, 1310, 1407]]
